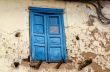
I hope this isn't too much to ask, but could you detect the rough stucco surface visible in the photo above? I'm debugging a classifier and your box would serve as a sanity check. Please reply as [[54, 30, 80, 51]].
[[0, 0, 110, 72]]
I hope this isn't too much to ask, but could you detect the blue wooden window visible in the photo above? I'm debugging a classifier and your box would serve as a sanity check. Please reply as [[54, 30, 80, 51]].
[[29, 7, 66, 62]]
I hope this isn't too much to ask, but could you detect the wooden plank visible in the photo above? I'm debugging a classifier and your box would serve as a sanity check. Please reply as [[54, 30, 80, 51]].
[[55, 61, 63, 69]]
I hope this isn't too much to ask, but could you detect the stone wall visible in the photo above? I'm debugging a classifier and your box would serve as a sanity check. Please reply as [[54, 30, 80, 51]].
[[0, 0, 110, 72]]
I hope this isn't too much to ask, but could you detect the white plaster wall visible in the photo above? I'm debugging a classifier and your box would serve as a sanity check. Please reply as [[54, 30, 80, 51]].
[[0, 0, 110, 72]]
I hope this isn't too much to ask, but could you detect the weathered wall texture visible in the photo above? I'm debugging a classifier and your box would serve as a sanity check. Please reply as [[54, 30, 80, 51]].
[[0, 0, 110, 72]]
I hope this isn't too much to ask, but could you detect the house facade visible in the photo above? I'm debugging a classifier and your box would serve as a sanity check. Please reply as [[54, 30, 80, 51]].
[[0, 0, 110, 72]]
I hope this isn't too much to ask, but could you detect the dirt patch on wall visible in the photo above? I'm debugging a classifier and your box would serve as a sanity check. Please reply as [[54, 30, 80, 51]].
[[91, 62, 110, 72], [104, 68, 110, 72], [89, 27, 99, 40], [91, 62, 103, 72], [86, 15, 94, 26], [82, 52, 97, 59], [99, 32, 110, 52]]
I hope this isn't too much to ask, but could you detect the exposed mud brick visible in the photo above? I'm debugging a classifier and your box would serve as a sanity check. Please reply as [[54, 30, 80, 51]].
[[82, 52, 97, 59]]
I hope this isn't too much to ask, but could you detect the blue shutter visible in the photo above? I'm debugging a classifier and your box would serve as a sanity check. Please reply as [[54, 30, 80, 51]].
[[30, 12, 47, 61], [47, 15, 65, 62]]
